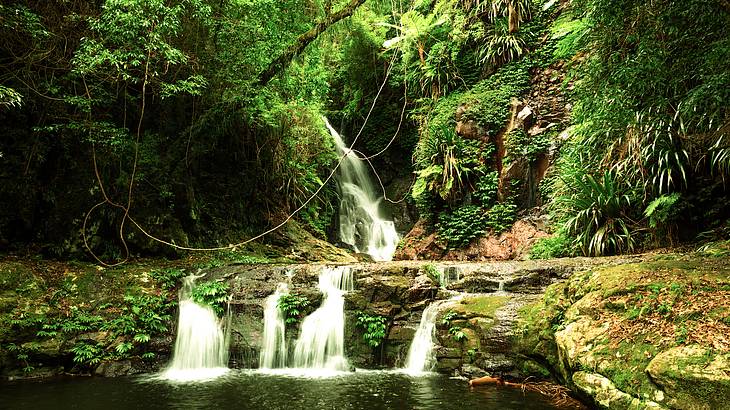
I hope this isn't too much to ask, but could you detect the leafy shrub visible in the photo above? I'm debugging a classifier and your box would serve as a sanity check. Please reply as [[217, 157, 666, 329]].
[[437, 205, 487, 248], [192, 281, 229, 316], [474, 171, 499, 207], [486, 202, 517, 233], [644, 193, 681, 245], [529, 231, 573, 259], [277, 294, 309, 326], [70, 341, 104, 366], [356, 312, 387, 348], [149, 268, 186, 290], [505, 129, 550, 164], [564, 172, 635, 256]]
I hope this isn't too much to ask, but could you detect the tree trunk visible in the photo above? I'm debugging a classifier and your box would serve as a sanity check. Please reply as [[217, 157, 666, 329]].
[[256, 0, 366, 86], [508, 2, 520, 33]]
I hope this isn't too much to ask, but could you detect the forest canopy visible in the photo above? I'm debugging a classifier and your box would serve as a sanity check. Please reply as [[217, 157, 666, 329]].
[[0, 0, 728, 261]]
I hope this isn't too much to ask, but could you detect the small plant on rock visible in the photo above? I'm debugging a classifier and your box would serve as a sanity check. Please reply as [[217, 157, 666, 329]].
[[355, 312, 387, 348], [192, 281, 229, 316], [277, 294, 309, 326]]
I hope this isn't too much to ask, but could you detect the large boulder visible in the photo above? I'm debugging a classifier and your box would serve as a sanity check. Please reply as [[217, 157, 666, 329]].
[[646, 346, 730, 410], [573, 371, 665, 410]]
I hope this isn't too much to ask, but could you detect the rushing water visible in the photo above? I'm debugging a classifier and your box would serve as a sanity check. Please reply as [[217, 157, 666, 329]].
[[0, 371, 566, 410], [405, 297, 461, 373], [259, 283, 289, 369], [291, 266, 353, 370], [159, 274, 230, 382], [325, 118, 399, 262]]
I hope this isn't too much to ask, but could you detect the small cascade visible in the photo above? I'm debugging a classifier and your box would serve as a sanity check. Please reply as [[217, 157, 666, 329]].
[[324, 118, 399, 261], [259, 283, 289, 369], [437, 266, 460, 289], [404, 297, 461, 374], [291, 266, 353, 370], [161, 274, 229, 381]]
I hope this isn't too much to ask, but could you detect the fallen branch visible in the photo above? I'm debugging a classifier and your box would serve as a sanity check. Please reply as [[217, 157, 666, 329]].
[[469, 376, 586, 409], [256, 0, 367, 86]]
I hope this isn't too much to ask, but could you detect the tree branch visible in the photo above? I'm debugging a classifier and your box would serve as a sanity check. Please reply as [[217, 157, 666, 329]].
[[256, 0, 366, 87]]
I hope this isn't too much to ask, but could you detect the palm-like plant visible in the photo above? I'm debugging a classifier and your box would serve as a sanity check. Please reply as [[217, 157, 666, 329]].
[[564, 171, 635, 256]]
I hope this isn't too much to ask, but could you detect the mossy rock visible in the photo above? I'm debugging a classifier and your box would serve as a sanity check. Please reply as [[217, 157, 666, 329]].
[[0, 262, 36, 291], [646, 346, 730, 410], [451, 295, 510, 319]]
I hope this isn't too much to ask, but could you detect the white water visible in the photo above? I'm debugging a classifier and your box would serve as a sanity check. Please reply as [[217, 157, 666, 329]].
[[404, 297, 461, 374], [161, 274, 230, 382], [324, 118, 399, 262], [259, 283, 289, 369], [291, 266, 353, 370]]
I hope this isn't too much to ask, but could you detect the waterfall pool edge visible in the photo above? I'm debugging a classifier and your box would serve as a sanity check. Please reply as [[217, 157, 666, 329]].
[[0, 369, 569, 410], [153, 366, 231, 383]]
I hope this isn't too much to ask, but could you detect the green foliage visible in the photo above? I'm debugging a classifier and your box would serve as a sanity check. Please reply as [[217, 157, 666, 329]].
[[192, 281, 229, 317], [550, 15, 589, 61], [448, 326, 467, 342], [103, 294, 175, 343], [70, 341, 104, 366], [529, 231, 573, 259], [0, 85, 22, 108], [505, 129, 550, 164], [422, 263, 441, 284], [441, 311, 458, 325], [355, 312, 387, 348], [149, 268, 186, 291], [277, 294, 309, 326], [564, 171, 635, 256], [486, 202, 517, 234], [473, 171, 499, 208], [554, 0, 730, 248], [5, 343, 36, 373], [644, 193, 682, 245], [437, 205, 487, 248]]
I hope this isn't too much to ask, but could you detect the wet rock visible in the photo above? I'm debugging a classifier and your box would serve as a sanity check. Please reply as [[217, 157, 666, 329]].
[[387, 325, 416, 342], [436, 347, 462, 359], [94, 360, 136, 377], [436, 358, 461, 372]]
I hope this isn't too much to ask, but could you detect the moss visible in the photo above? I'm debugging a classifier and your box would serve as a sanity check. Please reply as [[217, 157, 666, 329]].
[[0, 262, 36, 291], [453, 295, 510, 318]]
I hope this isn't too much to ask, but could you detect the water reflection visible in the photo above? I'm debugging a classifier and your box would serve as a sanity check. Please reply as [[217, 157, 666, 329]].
[[1, 370, 566, 410]]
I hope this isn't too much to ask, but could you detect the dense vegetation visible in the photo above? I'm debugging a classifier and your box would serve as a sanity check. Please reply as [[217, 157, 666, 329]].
[[1, 0, 728, 261]]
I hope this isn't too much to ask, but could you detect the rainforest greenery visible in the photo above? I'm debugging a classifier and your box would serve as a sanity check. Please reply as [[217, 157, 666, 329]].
[[0, 0, 728, 260]]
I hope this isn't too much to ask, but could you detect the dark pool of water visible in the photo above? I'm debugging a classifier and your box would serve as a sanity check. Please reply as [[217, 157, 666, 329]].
[[0, 370, 568, 410]]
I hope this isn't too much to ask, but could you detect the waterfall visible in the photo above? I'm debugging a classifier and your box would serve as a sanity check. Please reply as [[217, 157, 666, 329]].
[[259, 283, 289, 369], [404, 303, 440, 373], [291, 266, 353, 371], [324, 118, 399, 262], [161, 274, 229, 381], [404, 296, 461, 374]]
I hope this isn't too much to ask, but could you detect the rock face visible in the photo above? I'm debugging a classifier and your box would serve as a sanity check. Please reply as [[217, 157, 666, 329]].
[[219, 256, 639, 374], [395, 218, 549, 261], [513, 256, 730, 410]]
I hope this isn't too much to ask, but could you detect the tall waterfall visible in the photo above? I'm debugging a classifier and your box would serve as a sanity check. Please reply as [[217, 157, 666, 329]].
[[259, 283, 289, 369], [291, 266, 353, 370], [324, 118, 399, 261], [161, 274, 229, 381], [404, 297, 461, 374]]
